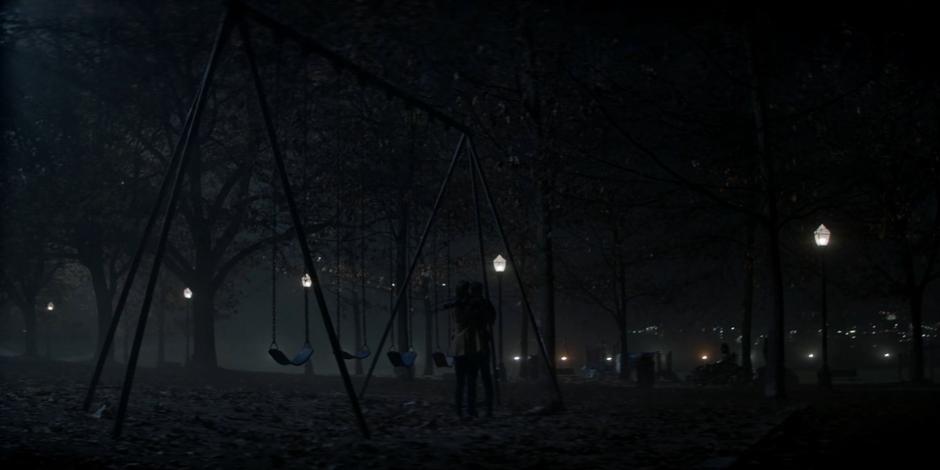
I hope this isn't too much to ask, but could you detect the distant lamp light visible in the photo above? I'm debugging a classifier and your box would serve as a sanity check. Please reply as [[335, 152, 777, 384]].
[[46, 302, 55, 312], [441, 283, 447, 287], [513, 356, 521, 362], [807, 353, 815, 359], [560, 355, 568, 362], [391, 282, 396, 288], [493, 254, 507, 273], [883, 352, 892, 358], [606, 356, 613, 362], [701, 355, 709, 361], [814, 224, 831, 247], [183, 288, 193, 299], [301, 273, 312, 288]]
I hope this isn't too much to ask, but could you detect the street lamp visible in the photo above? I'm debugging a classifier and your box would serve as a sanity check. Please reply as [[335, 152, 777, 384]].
[[47, 302, 55, 311], [183, 287, 192, 366], [814, 224, 832, 389], [814, 224, 831, 247], [493, 254, 507, 380], [493, 254, 507, 273]]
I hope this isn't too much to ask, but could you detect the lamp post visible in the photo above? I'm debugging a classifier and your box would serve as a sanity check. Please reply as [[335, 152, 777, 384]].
[[814, 224, 832, 389], [493, 254, 507, 381], [46, 302, 54, 359], [302, 274, 313, 376], [183, 287, 192, 367]]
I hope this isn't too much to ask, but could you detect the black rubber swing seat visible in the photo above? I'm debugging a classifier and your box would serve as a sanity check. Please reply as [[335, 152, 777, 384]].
[[387, 350, 417, 368], [268, 342, 314, 366], [432, 351, 453, 368], [341, 346, 371, 360]]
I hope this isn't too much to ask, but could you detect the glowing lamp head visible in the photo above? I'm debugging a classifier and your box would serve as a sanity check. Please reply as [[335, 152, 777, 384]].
[[513, 356, 521, 362], [807, 353, 815, 359], [701, 355, 709, 361], [883, 352, 891, 358], [46, 302, 55, 311], [301, 273, 312, 288], [493, 254, 507, 273], [183, 288, 193, 299], [814, 224, 831, 247], [560, 355, 568, 362], [606, 356, 613, 362]]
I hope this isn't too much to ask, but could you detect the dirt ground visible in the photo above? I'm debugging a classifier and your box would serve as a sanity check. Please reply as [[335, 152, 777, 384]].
[[1, 357, 936, 469]]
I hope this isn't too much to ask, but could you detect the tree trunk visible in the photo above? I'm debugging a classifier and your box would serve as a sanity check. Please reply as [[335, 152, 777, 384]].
[[157, 297, 166, 366], [352, 288, 363, 375], [422, 275, 434, 376], [619, 316, 629, 381], [22, 304, 38, 357], [614, 226, 629, 381], [536, 190, 556, 369], [395, 206, 412, 380], [122, 311, 130, 363], [909, 285, 925, 383], [741, 219, 756, 378], [746, 25, 787, 399], [87, 260, 114, 363], [305, 286, 315, 376], [518, 248, 530, 379], [191, 282, 218, 369]]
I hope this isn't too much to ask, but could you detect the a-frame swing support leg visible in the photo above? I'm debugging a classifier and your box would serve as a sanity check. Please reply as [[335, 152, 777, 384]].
[[239, 18, 369, 439], [358, 134, 564, 411], [82, 35, 204, 415], [97, 4, 370, 440], [110, 8, 236, 439], [468, 139, 565, 410], [359, 134, 467, 399]]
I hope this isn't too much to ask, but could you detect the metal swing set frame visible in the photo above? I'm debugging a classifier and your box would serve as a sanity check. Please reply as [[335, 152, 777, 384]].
[[81, 0, 563, 440]]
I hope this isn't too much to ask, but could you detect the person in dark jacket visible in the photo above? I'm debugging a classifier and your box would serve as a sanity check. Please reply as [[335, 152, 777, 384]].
[[467, 282, 496, 417], [449, 282, 476, 417]]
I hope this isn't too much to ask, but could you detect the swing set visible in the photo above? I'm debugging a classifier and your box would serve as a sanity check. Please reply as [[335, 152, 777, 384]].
[[81, 0, 562, 440]]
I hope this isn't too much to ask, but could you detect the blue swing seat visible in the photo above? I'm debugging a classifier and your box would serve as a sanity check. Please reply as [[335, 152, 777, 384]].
[[341, 346, 371, 360], [268, 342, 314, 366], [387, 350, 417, 368]]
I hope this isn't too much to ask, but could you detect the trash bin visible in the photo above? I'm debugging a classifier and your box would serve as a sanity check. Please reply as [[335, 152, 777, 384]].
[[637, 353, 656, 388]]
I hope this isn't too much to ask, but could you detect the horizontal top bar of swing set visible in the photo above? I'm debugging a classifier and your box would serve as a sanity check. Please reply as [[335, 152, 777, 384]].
[[229, 0, 472, 135]]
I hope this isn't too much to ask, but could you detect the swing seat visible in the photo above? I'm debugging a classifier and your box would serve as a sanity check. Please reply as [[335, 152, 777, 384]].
[[341, 346, 371, 360], [387, 350, 418, 368], [432, 351, 453, 368], [268, 342, 314, 366]]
